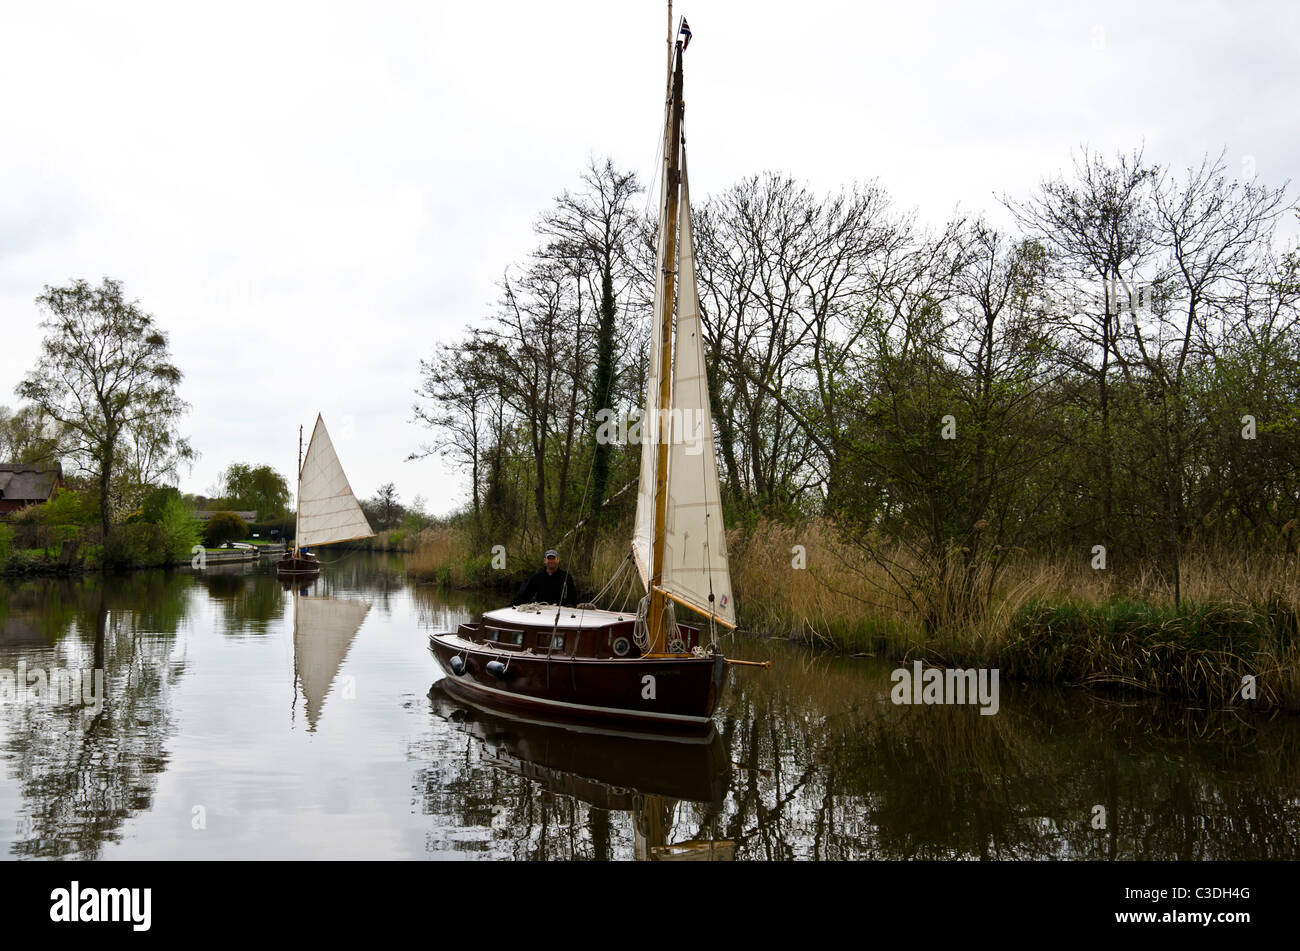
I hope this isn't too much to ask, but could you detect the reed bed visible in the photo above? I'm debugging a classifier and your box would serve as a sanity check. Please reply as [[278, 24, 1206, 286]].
[[405, 526, 477, 586], [728, 518, 1300, 709], [407, 515, 1300, 708], [405, 526, 633, 595]]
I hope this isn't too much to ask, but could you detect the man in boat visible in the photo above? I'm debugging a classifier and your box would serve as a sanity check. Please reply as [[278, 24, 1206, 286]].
[[510, 549, 579, 607]]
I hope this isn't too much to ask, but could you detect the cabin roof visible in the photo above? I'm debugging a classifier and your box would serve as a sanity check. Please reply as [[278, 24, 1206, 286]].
[[483, 606, 634, 630]]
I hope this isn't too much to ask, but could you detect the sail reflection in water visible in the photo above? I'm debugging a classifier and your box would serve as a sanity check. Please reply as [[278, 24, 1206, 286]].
[[292, 592, 371, 731], [427, 682, 735, 860]]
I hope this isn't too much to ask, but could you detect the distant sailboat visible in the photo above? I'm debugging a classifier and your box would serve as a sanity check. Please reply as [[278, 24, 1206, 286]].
[[293, 593, 371, 730], [278, 414, 374, 578]]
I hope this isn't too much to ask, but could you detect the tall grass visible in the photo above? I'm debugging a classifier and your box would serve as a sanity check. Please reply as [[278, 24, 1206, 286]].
[[407, 524, 640, 597], [728, 518, 1300, 709], [406, 526, 476, 586], [408, 514, 1300, 707]]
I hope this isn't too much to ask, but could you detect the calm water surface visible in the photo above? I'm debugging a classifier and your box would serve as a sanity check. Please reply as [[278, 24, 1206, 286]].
[[1, 554, 1296, 860]]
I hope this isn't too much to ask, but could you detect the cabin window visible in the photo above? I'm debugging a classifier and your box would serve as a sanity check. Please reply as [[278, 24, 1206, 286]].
[[488, 627, 523, 646], [549, 633, 565, 650]]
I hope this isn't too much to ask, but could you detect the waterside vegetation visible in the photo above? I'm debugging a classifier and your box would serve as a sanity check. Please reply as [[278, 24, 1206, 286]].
[[408, 148, 1300, 710]]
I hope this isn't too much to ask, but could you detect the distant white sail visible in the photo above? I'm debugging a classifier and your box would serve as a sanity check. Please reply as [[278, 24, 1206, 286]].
[[294, 594, 370, 730], [631, 156, 735, 626], [296, 415, 374, 548]]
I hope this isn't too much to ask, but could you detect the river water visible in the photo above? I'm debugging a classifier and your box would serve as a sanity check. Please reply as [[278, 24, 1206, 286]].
[[0, 553, 1295, 860]]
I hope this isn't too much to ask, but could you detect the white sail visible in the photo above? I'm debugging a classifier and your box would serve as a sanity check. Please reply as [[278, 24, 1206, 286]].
[[632, 138, 671, 586], [294, 593, 370, 730], [630, 152, 735, 626], [662, 162, 734, 625], [296, 415, 374, 548]]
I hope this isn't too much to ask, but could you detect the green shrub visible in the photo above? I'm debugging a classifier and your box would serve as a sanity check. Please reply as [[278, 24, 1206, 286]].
[[103, 524, 167, 569], [464, 554, 494, 587], [7, 503, 43, 525], [52, 525, 80, 556], [8, 548, 42, 572], [148, 489, 200, 563], [141, 486, 180, 523], [203, 512, 248, 548], [0, 523, 12, 569], [39, 487, 100, 526]]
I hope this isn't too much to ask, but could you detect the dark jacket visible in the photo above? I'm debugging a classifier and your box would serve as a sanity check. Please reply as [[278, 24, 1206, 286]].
[[510, 568, 579, 607]]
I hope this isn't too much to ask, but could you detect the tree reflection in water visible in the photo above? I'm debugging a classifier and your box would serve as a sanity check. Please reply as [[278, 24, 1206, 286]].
[[1, 572, 190, 858], [413, 636, 1300, 860]]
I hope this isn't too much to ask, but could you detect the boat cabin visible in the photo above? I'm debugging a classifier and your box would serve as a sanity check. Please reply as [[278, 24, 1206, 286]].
[[457, 605, 704, 660]]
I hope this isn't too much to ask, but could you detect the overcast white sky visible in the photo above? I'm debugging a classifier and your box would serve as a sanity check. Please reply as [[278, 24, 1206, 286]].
[[2, 0, 1296, 516]]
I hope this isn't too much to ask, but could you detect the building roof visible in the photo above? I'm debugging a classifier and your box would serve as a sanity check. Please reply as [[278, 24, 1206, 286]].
[[195, 510, 259, 522], [0, 464, 62, 503]]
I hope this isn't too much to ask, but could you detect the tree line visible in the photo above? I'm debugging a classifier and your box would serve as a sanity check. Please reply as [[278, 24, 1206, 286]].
[[414, 148, 1300, 610]]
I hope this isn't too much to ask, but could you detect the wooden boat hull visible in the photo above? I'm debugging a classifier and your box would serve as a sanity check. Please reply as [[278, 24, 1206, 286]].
[[429, 631, 728, 733], [276, 552, 320, 577]]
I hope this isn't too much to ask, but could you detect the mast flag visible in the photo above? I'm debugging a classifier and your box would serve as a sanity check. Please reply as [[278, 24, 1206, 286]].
[[679, 18, 691, 48]]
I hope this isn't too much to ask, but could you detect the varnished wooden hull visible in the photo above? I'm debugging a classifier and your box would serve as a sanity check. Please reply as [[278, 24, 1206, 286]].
[[429, 630, 728, 734], [276, 552, 320, 577]]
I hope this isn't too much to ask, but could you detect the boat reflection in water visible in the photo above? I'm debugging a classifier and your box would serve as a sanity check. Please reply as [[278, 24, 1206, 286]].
[[428, 681, 735, 860], [291, 590, 371, 731]]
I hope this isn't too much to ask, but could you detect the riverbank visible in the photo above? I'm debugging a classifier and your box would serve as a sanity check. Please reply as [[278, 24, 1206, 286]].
[[407, 518, 1300, 710], [0, 527, 286, 576], [338, 528, 420, 554]]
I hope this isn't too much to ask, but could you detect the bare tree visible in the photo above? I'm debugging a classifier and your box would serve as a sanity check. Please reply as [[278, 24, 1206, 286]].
[[412, 337, 497, 542], [1006, 148, 1158, 551], [1116, 153, 1292, 600], [536, 159, 644, 550]]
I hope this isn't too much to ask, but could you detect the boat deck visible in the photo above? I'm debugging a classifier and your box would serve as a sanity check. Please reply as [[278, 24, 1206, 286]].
[[459, 604, 703, 660]]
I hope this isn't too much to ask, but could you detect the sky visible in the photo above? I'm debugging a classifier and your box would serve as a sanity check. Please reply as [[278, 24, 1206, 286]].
[[2, 0, 1297, 517]]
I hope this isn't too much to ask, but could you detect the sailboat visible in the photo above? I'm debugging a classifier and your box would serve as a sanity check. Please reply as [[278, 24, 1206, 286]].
[[428, 23, 767, 733], [277, 414, 375, 578]]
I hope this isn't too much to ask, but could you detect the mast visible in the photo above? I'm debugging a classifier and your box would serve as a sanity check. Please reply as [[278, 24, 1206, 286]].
[[294, 424, 303, 557], [666, 0, 674, 81], [646, 41, 685, 656]]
